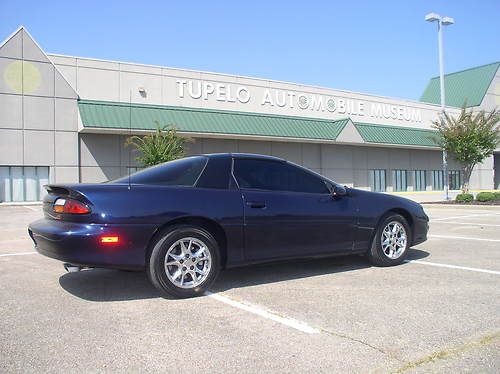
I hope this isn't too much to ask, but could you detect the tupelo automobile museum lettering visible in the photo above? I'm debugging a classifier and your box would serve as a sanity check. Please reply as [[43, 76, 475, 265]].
[[176, 79, 422, 123]]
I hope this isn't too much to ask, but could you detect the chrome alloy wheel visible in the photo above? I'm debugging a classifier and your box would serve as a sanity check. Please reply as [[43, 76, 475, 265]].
[[164, 237, 212, 289], [381, 221, 407, 259]]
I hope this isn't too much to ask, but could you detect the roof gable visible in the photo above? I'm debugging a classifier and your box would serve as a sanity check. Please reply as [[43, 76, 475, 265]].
[[420, 62, 500, 108], [0, 26, 78, 99], [336, 119, 365, 144]]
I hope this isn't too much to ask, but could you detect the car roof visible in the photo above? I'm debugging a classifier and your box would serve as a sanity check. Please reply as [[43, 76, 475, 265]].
[[202, 153, 285, 162]]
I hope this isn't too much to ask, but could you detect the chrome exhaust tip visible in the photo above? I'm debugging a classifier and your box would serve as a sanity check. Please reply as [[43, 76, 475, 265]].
[[63, 263, 83, 273]]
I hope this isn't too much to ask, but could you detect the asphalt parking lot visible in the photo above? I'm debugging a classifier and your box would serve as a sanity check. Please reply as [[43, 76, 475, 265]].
[[1, 204, 499, 373]]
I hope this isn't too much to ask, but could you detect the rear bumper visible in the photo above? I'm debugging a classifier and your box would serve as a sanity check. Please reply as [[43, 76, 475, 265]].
[[412, 217, 429, 246], [28, 219, 157, 269]]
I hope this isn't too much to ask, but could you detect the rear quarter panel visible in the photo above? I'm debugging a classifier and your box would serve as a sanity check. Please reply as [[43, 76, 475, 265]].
[[79, 184, 245, 265]]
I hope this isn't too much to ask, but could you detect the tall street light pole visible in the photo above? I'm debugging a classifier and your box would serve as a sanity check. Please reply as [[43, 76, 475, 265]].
[[425, 12, 454, 200]]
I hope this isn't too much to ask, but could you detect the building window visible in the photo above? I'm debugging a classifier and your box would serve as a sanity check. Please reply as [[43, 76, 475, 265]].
[[449, 170, 462, 190], [432, 170, 444, 190], [369, 169, 386, 192], [0, 166, 49, 202], [414, 170, 427, 191], [392, 170, 409, 192]]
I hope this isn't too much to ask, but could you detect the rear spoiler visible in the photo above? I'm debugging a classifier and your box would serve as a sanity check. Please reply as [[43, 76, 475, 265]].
[[45, 185, 71, 196], [44, 183, 128, 203], [44, 184, 90, 204]]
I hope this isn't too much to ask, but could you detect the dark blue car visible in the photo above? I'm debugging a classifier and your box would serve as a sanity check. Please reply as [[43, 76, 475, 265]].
[[29, 153, 428, 298]]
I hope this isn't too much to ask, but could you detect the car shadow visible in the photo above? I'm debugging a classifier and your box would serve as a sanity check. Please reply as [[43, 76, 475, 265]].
[[59, 248, 429, 302], [212, 248, 429, 293], [59, 269, 162, 302]]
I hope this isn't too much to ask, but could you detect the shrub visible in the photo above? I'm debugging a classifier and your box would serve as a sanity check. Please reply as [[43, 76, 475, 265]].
[[125, 122, 190, 167], [455, 193, 473, 203], [493, 191, 500, 201], [476, 192, 495, 202]]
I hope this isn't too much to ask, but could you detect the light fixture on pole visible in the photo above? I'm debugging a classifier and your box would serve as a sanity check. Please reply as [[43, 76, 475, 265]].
[[425, 12, 454, 200]]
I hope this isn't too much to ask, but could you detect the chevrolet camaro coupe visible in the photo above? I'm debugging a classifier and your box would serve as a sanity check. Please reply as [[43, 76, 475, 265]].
[[29, 153, 429, 298]]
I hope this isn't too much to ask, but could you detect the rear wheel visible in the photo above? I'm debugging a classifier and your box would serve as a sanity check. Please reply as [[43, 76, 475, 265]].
[[147, 225, 220, 298], [368, 214, 411, 266]]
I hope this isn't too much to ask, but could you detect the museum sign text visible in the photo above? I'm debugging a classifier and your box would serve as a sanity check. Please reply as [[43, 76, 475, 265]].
[[176, 79, 422, 123]]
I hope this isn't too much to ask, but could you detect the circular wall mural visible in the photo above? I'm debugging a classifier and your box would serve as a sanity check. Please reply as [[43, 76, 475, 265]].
[[4, 60, 41, 94]]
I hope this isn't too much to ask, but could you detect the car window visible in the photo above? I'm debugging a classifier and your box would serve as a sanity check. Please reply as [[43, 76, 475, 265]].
[[113, 156, 207, 186], [233, 158, 329, 194], [195, 156, 231, 189]]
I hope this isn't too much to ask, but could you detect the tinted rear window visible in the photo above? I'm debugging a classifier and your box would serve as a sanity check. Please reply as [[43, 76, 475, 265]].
[[113, 156, 207, 186], [195, 156, 231, 189]]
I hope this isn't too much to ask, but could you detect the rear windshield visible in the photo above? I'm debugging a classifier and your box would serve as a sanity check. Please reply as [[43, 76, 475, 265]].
[[113, 156, 207, 186]]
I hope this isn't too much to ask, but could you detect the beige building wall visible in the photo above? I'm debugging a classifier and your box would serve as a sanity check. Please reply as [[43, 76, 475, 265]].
[[495, 154, 500, 189], [48, 54, 461, 130], [1, 27, 496, 202], [51, 49, 494, 194], [80, 132, 478, 195], [474, 65, 499, 188], [479, 67, 500, 111], [0, 28, 79, 190]]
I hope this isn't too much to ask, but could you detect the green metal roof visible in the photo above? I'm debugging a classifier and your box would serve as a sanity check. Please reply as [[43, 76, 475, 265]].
[[78, 100, 440, 147], [354, 123, 438, 147], [78, 100, 349, 141], [420, 62, 499, 108]]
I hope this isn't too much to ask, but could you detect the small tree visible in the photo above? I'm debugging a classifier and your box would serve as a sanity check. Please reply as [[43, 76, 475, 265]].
[[126, 122, 191, 167], [432, 105, 500, 192]]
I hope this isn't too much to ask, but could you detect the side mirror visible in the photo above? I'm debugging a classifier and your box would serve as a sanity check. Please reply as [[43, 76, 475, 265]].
[[332, 184, 347, 197]]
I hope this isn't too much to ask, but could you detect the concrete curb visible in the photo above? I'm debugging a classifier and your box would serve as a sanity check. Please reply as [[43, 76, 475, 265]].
[[423, 203, 500, 209], [0, 202, 43, 207]]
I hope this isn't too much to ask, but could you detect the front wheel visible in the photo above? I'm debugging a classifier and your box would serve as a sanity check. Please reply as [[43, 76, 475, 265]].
[[368, 214, 411, 266], [147, 225, 220, 298]]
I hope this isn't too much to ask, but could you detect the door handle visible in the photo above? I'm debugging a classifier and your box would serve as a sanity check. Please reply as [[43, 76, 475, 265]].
[[246, 201, 266, 209]]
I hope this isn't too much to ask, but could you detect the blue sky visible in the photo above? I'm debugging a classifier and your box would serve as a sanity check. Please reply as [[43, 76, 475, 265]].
[[1, 1, 498, 100]]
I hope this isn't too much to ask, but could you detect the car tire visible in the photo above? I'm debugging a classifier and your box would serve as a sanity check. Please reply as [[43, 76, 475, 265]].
[[147, 225, 221, 298], [368, 214, 411, 267]]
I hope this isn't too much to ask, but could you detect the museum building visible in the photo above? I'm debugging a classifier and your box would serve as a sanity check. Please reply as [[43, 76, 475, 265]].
[[0, 27, 499, 202]]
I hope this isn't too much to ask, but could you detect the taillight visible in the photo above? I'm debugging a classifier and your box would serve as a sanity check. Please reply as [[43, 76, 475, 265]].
[[53, 198, 90, 214]]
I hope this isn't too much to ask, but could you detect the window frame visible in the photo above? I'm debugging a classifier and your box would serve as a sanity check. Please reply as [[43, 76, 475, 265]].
[[231, 157, 331, 195], [432, 170, 444, 190], [369, 169, 387, 192], [0, 166, 49, 202], [449, 170, 462, 190], [413, 170, 427, 191], [392, 169, 409, 192]]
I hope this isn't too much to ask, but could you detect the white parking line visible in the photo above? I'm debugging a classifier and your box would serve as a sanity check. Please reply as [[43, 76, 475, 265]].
[[428, 234, 500, 242], [0, 252, 37, 257], [1, 238, 30, 243], [405, 260, 500, 275], [431, 213, 500, 221], [432, 221, 500, 227], [205, 291, 320, 334]]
